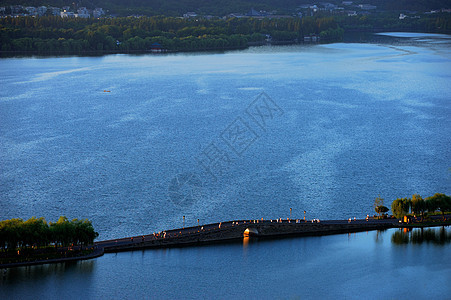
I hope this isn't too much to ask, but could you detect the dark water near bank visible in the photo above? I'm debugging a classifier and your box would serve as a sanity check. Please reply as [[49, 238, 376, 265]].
[[1, 228, 450, 299], [1, 32, 450, 298]]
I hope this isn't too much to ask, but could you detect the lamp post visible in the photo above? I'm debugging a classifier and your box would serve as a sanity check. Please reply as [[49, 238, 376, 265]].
[[290, 208, 292, 220], [183, 216, 185, 228], [304, 210, 306, 221], [197, 219, 200, 227]]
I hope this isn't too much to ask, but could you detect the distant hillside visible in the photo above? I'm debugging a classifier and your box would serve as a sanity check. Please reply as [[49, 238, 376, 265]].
[[1, 0, 451, 16]]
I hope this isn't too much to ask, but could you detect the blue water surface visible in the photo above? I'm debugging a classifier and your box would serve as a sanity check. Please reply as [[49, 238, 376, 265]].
[[0, 33, 450, 299]]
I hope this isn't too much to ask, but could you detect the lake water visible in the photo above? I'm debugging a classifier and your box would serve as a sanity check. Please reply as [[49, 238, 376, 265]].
[[1, 227, 450, 299], [1, 32, 451, 298]]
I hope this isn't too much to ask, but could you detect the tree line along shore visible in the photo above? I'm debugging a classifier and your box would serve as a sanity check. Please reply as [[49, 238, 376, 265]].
[[0, 15, 343, 53], [371, 193, 451, 222], [1, 192, 450, 266], [1, 193, 449, 253], [0, 216, 98, 264], [390, 193, 451, 220], [1, 11, 450, 54]]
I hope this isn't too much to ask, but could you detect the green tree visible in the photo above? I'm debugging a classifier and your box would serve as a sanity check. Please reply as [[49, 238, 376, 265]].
[[375, 205, 389, 217], [426, 193, 451, 219], [50, 216, 75, 247], [391, 199, 404, 219], [411, 194, 426, 220], [402, 197, 412, 215], [374, 195, 386, 217], [391, 197, 411, 219], [0, 218, 24, 251], [0, 216, 98, 252], [73, 219, 99, 247], [22, 217, 48, 248]]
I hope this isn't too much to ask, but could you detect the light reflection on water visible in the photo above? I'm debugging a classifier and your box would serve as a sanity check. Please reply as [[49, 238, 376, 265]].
[[1, 227, 450, 299], [392, 226, 451, 245]]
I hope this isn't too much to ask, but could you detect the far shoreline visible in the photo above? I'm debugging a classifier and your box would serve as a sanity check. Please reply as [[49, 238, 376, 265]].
[[1, 30, 449, 59]]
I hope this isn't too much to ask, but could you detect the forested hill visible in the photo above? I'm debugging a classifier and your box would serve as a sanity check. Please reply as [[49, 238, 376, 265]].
[[1, 0, 451, 16], [0, 16, 346, 53], [1, 0, 450, 54]]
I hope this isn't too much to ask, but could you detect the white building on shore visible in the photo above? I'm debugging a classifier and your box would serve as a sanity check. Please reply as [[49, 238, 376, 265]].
[[60, 10, 75, 18]]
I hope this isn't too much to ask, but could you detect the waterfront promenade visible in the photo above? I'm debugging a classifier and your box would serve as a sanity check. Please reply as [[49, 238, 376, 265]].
[[95, 217, 399, 253], [2, 216, 449, 268]]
